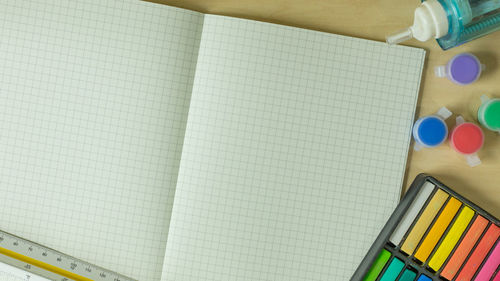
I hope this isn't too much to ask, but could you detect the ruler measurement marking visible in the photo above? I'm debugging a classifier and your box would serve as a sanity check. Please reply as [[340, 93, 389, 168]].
[[0, 246, 92, 281], [0, 232, 136, 281]]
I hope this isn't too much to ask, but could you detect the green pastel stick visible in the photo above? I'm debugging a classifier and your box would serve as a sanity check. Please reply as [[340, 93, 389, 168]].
[[398, 269, 417, 281], [379, 257, 404, 281], [363, 249, 391, 281]]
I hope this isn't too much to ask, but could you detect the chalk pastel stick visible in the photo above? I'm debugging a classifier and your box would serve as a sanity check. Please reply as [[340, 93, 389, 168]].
[[441, 215, 489, 280], [389, 182, 435, 246], [455, 224, 500, 281], [474, 240, 500, 281], [398, 269, 417, 281], [379, 258, 405, 281], [401, 189, 448, 255], [428, 206, 474, 271], [363, 249, 391, 281], [416, 274, 432, 281], [414, 197, 462, 262], [493, 271, 500, 281]]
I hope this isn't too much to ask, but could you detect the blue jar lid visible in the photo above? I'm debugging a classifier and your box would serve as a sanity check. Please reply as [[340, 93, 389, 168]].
[[413, 116, 448, 147]]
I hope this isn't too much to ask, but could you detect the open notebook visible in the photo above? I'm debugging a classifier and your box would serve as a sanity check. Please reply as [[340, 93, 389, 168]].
[[0, 0, 426, 280]]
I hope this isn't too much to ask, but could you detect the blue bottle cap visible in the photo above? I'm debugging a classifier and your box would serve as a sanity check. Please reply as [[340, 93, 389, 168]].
[[413, 116, 448, 148]]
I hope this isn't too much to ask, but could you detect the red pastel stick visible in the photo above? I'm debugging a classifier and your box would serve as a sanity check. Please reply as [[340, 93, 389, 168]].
[[474, 240, 500, 281], [455, 224, 500, 281], [493, 270, 500, 281]]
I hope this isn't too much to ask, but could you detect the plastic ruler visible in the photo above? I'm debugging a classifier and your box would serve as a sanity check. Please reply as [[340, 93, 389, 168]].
[[0, 230, 136, 281]]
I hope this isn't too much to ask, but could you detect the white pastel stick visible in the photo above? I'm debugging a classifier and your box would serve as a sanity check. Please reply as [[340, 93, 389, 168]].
[[389, 181, 436, 246]]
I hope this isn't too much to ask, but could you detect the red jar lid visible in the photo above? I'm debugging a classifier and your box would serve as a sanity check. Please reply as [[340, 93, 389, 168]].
[[450, 123, 484, 154]]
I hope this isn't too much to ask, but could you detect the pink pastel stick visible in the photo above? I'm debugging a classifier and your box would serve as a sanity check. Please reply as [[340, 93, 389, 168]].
[[475, 240, 499, 281], [494, 270, 500, 281]]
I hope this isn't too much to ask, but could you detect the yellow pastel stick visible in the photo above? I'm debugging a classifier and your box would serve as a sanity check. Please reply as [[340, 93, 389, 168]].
[[400, 189, 448, 255], [414, 197, 462, 262], [428, 205, 474, 271]]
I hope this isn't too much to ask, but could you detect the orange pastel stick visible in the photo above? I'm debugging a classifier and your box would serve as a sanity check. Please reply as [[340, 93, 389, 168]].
[[440, 215, 488, 280], [454, 224, 500, 281], [414, 197, 462, 262]]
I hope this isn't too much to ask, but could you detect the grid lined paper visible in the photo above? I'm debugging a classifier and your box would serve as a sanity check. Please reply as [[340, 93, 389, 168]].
[[163, 15, 425, 280], [0, 262, 50, 281], [0, 0, 203, 280], [0, 273, 27, 281]]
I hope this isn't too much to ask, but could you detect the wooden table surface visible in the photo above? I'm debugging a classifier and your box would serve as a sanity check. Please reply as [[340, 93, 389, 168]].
[[152, 0, 500, 217]]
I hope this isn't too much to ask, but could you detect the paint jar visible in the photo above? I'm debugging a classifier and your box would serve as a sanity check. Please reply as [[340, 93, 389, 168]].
[[413, 107, 452, 151], [477, 95, 500, 133], [449, 116, 484, 167], [435, 53, 484, 85]]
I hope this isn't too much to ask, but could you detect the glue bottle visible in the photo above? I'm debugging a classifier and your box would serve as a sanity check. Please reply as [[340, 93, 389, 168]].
[[386, 0, 500, 50]]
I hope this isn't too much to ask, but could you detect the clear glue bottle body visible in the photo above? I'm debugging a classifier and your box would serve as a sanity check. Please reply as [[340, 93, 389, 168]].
[[387, 0, 500, 50]]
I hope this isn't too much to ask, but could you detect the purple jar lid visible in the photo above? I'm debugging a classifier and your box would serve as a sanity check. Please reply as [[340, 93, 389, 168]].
[[447, 53, 482, 85]]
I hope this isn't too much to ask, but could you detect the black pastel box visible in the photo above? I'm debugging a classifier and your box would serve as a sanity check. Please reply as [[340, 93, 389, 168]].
[[350, 174, 500, 281]]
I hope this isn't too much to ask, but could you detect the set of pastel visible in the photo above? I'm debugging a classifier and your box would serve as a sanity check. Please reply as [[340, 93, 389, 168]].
[[351, 174, 499, 281]]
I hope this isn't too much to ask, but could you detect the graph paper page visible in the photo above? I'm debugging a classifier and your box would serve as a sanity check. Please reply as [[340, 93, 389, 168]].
[[0, 262, 50, 281], [163, 15, 425, 280], [0, 0, 203, 280]]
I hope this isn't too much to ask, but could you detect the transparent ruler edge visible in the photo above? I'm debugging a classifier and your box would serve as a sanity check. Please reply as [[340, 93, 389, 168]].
[[0, 254, 56, 281], [0, 229, 136, 281]]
